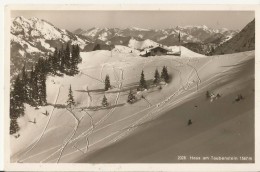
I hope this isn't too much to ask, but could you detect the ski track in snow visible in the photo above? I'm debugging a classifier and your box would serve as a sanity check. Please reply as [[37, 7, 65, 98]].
[[95, 69, 123, 126], [109, 53, 252, 141], [56, 108, 84, 163], [106, 58, 206, 143], [19, 53, 252, 162], [82, 110, 94, 152], [20, 56, 196, 162], [52, 54, 252, 159], [17, 85, 62, 163], [143, 97, 152, 107], [100, 64, 105, 82], [48, 59, 189, 160], [40, 68, 124, 162], [112, 66, 119, 86], [20, 57, 188, 162], [81, 72, 104, 83], [72, 109, 95, 154]]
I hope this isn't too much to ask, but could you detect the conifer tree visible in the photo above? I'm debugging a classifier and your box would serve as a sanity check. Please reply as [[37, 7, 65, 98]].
[[93, 44, 101, 51], [10, 76, 25, 135], [139, 70, 147, 90], [64, 42, 71, 74], [21, 66, 30, 103], [70, 45, 79, 75], [102, 95, 109, 107], [153, 68, 160, 85], [10, 119, 20, 135], [59, 47, 65, 73], [37, 59, 47, 105], [127, 89, 136, 104], [76, 44, 82, 63], [32, 65, 40, 107], [104, 75, 111, 91], [161, 66, 170, 83], [66, 85, 75, 108], [10, 76, 25, 119], [27, 66, 35, 105], [52, 48, 59, 74], [45, 55, 52, 74]]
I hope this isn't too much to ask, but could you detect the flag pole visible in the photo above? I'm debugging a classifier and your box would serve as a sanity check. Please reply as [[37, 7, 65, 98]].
[[179, 32, 181, 56]]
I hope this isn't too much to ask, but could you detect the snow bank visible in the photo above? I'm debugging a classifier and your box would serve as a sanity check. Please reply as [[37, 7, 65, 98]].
[[169, 46, 206, 58]]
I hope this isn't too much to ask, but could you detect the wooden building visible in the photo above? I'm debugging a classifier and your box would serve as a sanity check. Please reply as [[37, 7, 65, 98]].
[[141, 46, 171, 57]]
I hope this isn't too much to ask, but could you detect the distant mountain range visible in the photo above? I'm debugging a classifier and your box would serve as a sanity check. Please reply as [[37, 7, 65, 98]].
[[73, 26, 238, 53], [10, 16, 254, 80], [74, 26, 237, 45]]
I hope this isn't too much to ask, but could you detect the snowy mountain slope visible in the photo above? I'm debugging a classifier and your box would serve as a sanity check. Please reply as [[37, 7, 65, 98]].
[[10, 16, 92, 79], [212, 19, 255, 55], [11, 49, 254, 163], [10, 16, 240, 81], [77, 51, 255, 163]]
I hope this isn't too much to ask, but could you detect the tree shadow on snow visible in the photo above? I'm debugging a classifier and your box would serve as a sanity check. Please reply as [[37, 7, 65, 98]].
[[47, 103, 67, 109], [81, 103, 125, 111], [75, 88, 105, 93]]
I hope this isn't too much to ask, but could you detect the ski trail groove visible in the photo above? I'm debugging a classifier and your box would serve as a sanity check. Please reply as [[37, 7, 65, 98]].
[[17, 85, 62, 163], [21, 57, 194, 162], [100, 64, 105, 82], [41, 69, 124, 162], [143, 97, 152, 107], [81, 109, 94, 153], [81, 72, 104, 83], [34, 54, 252, 162], [56, 108, 81, 163]]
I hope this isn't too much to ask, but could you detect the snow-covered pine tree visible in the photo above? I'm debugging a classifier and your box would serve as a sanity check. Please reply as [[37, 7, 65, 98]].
[[104, 75, 111, 91], [48, 48, 59, 75], [32, 64, 40, 107], [66, 85, 75, 109], [102, 95, 109, 107], [127, 89, 136, 104], [37, 58, 47, 105], [44, 55, 52, 74], [64, 42, 71, 74], [52, 48, 59, 74], [153, 68, 160, 85], [76, 44, 82, 63], [10, 119, 20, 135], [59, 47, 65, 73], [70, 45, 79, 75], [10, 76, 25, 119], [10, 76, 25, 135], [27, 66, 35, 105], [161, 66, 170, 83], [139, 70, 147, 90], [21, 66, 30, 103]]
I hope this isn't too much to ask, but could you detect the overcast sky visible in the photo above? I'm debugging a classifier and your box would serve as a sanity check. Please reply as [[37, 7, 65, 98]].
[[11, 11, 254, 32]]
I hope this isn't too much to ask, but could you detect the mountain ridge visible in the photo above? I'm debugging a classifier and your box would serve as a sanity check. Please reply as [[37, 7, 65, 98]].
[[10, 16, 248, 80], [211, 19, 255, 55]]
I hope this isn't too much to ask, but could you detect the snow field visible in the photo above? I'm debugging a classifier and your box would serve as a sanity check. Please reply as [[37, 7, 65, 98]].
[[11, 50, 254, 163]]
